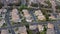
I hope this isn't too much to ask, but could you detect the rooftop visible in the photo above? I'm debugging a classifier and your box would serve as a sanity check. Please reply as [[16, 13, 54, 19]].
[[22, 9, 31, 17], [1, 30, 9, 34], [34, 10, 46, 20], [22, 9, 33, 22], [18, 26, 27, 34], [0, 0, 20, 4], [49, 14, 56, 19], [11, 8, 20, 22], [48, 23, 54, 29], [34, 10, 42, 16], [47, 23, 55, 34], [46, 29, 55, 34], [29, 24, 37, 30], [38, 25, 44, 32]]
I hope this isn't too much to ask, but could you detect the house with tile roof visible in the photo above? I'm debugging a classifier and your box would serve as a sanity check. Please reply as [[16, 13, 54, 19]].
[[34, 10, 46, 21], [15, 26, 27, 34], [11, 8, 21, 22], [38, 25, 44, 32], [46, 23, 55, 34], [22, 9, 33, 22], [1, 30, 9, 34]]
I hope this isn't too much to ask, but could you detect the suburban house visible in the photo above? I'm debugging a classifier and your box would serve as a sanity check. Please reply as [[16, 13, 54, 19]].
[[38, 0, 48, 5], [34, 10, 46, 20], [1, 9, 7, 19], [46, 23, 55, 34], [49, 14, 56, 20], [55, 0, 60, 5], [29, 24, 39, 34], [28, 0, 48, 7], [15, 26, 27, 34], [11, 8, 21, 22], [29, 24, 44, 32], [49, 0, 56, 12], [22, 9, 33, 22], [0, 0, 20, 5], [0, 9, 6, 27], [1, 30, 9, 34], [0, 9, 7, 14], [38, 25, 44, 32], [0, 19, 5, 27], [29, 0, 38, 4], [29, 24, 37, 30]]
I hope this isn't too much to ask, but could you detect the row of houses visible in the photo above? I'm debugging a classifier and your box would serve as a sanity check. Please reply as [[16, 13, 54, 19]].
[[0, 0, 49, 7], [0, 26, 27, 34], [0, 23, 55, 34], [1, 29, 9, 34], [47, 23, 55, 34], [22, 9, 57, 22], [0, 0, 20, 5], [49, 0, 56, 12], [28, 0, 49, 7], [34, 10, 57, 20], [0, 0, 45, 5], [14, 26, 27, 34], [0, 9, 7, 27], [29, 23, 55, 34], [29, 24, 44, 32]]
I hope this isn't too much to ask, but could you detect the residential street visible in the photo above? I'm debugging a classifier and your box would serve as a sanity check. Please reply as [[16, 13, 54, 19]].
[[0, 0, 60, 34], [5, 8, 15, 34]]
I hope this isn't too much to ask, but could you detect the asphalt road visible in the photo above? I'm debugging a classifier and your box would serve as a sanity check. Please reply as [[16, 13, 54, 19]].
[[21, 0, 26, 5], [0, 9, 60, 34], [29, 9, 37, 22], [0, 0, 60, 34], [5, 9, 15, 34], [29, 8, 60, 34]]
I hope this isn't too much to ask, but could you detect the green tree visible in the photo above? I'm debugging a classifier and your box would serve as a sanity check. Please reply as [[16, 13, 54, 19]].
[[41, 9, 49, 21], [0, 3, 2, 9], [44, 0, 52, 8], [19, 5, 27, 11], [27, 29, 33, 34]]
